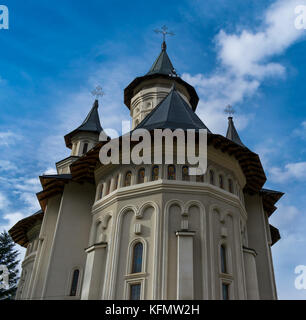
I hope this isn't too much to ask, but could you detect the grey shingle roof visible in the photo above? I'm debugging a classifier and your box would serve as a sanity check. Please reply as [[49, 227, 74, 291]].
[[147, 41, 177, 77], [135, 85, 211, 131], [64, 100, 102, 148], [226, 117, 245, 147]]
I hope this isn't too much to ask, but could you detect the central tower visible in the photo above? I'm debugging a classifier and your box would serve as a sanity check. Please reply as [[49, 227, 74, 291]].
[[124, 40, 199, 128]]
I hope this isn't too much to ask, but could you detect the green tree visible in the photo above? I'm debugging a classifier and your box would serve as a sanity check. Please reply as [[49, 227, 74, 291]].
[[0, 230, 20, 300]]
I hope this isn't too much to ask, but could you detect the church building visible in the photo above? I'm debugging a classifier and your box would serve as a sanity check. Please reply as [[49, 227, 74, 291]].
[[9, 37, 283, 300]]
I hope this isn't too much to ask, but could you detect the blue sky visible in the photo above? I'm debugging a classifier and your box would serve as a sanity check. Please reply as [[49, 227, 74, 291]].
[[0, 0, 306, 299]]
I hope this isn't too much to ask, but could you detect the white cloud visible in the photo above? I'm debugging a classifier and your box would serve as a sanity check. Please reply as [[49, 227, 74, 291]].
[[0, 160, 17, 172], [0, 192, 10, 210], [18, 193, 40, 212], [15, 178, 41, 192], [0, 212, 25, 232], [0, 131, 22, 147], [216, 0, 303, 78], [270, 161, 306, 183], [270, 203, 300, 228], [43, 167, 57, 175], [13, 177, 41, 212], [182, 0, 305, 133], [293, 121, 306, 140]]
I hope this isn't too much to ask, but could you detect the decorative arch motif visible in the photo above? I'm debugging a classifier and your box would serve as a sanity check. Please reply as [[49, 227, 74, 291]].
[[151, 165, 159, 181], [182, 166, 190, 181], [138, 168, 145, 184], [167, 165, 176, 180], [124, 171, 132, 187]]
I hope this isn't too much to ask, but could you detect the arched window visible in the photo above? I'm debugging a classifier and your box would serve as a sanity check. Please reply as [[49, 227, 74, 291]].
[[219, 175, 224, 189], [82, 142, 88, 155], [69, 269, 80, 296], [209, 170, 215, 185], [228, 179, 233, 193], [220, 244, 227, 274], [182, 166, 190, 181], [124, 171, 132, 187], [138, 168, 145, 184], [114, 174, 119, 190], [152, 166, 159, 181], [132, 242, 143, 274], [168, 165, 176, 180]]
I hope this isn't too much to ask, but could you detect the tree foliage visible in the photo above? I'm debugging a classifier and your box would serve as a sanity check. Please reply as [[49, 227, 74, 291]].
[[0, 230, 20, 300]]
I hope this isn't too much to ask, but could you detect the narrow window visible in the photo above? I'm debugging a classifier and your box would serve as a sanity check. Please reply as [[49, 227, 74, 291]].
[[130, 283, 141, 300], [152, 166, 159, 181], [168, 165, 176, 180], [182, 166, 190, 181], [228, 179, 233, 193], [114, 175, 119, 190], [132, 242, 143, 274], [209, 170, 215, 185], [138, 168, 145, 184], [220, 244, 227, 274], [70, 269, 80, 296], [124, 171, 132, 187], [222, 283, 230, 300], [219, 175, 224, 189], [82, 143, 88, 155]]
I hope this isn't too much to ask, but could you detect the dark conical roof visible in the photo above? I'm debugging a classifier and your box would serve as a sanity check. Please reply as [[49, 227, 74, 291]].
[[64, 100, 103, 148], [135, 85, 210, 132], [226, 117, 245, 147], [147, 41, 177, 77]]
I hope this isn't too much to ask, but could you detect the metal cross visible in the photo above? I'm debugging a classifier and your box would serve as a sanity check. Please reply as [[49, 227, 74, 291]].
[[224, 105, 235, 117], [91, 86, 105, 100], [154, 25, 175, 42]]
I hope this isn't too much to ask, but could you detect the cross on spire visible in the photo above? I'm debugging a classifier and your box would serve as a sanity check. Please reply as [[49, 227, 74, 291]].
[[154, 25, 175, 48], [91, 86, 105, 100], [224, 105, 235, 117]]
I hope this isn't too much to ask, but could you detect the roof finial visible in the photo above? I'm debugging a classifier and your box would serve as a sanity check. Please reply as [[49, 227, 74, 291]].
[[91, 85, 105, 101], [154, 25, 175, 50], [224, 105, 235, 118]]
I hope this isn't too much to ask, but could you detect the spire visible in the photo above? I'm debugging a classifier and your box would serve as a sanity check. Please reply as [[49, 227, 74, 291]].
[[64, 99, 103, 148], [226, 116, 245, 147], [135, 85, 210, 132], [78, 99, 102, 133], [147, 43, 177, 76], [148, 25, 177, 76]]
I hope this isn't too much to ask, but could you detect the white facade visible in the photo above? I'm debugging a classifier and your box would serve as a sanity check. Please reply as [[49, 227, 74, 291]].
[[12, 46, 281, 300]]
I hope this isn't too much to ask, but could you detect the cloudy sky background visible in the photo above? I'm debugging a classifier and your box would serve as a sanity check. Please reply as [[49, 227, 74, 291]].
[[0, 0, 306, 299]]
